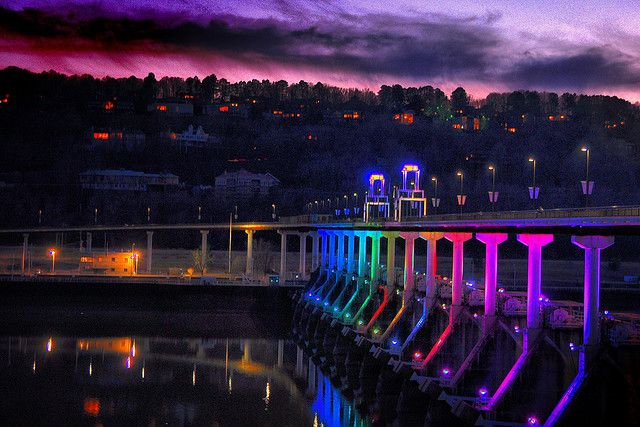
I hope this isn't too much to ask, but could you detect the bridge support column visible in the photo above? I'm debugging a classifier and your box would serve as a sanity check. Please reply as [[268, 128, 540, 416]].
[[319, 232, 328, 269], [311, 232, 320, 271], [357, 232, 367, 277], [476, 233, 509, 333], [400, 232, 420, 302], [572, 235, 614, 370], [384, 232, 399, 287], [146, 231, 153, 273], [371, 232, 381, 282], [279, 232, 288, 279], [420, 232, 444, 304], [245, 230, 254, 276], [327, 232, 336, 271], [86, 232, 92, 254], [444, 232, 473, 321], [517, 234, 554, 347], [299, 232, 307, 277], [21, 233, 28, 275], [335, 231, 345, 272], [345, 231, 355, 274], [200, 230, 209, 274]]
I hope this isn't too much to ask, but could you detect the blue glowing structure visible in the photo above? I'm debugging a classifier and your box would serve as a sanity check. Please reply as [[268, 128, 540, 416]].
[[394, 164, 427, 221], [364, 174, 390, 222]]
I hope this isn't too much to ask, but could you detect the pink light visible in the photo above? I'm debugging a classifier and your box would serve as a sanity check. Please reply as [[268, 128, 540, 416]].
[[126, 356, 132, 369], [413, 351, 422, 359], [478, 387, 488, 396], [527, 416, 539, 425]]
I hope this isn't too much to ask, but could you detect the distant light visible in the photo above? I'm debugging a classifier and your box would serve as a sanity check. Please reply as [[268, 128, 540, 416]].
[[373, 328, 380, 335], [345, 313, 351, 318], [308, 292, 313, 297], [604, 310, 610, 315], [323, 302, 329, 306], [358, 319, 364, 325], [46, 337, 53, 352], [413, 351, 422, 359], [441, 303, 447, 310], [315, 297, 321, 301], [528, 158, 535, 162], [473, 313, 479, 318], [514, 325, 521, 334], [333, 307, 338, 311], [126, 356, 132, 369], [442, 367, 451, 377], [478, 387, 488, 396], [391, 339, 398, 345], [581, 147, 588, 152], [498, 288, 505, 293], [527, 416, 539, 425], [569, 342, 577, 352]]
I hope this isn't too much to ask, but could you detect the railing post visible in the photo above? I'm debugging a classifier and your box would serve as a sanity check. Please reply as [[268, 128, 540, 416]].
[[245, 230, 254, 276], [279, 231, 288, 279], [444, 232, 473, 321], [476, 233, 509, 333], [299, 232, 307, 276], [200, 230, 209, 274], [311, 232, 320, 271]]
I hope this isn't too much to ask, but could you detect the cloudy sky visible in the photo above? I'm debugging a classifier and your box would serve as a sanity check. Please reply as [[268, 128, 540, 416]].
[[2, 0, 640, 100]]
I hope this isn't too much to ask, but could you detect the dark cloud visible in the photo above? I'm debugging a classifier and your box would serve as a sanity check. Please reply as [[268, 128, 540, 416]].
[[503, 47, 640, 90], [1, 6, 640, 92]]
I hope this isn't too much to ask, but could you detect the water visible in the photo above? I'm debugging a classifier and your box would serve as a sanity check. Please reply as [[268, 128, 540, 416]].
[[0, 335, 370, 426]]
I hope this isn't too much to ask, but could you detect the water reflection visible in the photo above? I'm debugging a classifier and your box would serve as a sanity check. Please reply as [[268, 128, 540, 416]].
[[0, 336, 369, 426]]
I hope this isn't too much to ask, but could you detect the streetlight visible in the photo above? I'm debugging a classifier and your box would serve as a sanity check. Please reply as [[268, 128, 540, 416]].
[[354, 193, 359, 215], [94, 208, 98, 224], [581, 147, 593, 207], [431, 176, 440, 213], [147, 207, 151, 223], [488, 165, 497, 211], [38, 209, 42, 225], [49, 249, 56, 274], [343, 195, 348, 215], [528, 157, 539, 202], [456, 171, 466, 214], [272, 204, 277, 220], [198, 206, 202, 222]]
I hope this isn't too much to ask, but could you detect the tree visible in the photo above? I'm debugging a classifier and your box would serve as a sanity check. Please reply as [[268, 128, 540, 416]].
[[451, 87, 469, 112]]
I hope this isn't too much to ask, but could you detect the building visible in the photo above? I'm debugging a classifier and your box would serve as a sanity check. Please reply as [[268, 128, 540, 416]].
[[168, 125, 211, 148], [451, 115, 486, 131], [147, 100, 193, 115], [393, 110, 414, 125], [214, 170, 280, 199], [89, 130, 145, 149], [80, 251, 141, 275], [79, 169, 180, 192], [203, 102, 249, 118]]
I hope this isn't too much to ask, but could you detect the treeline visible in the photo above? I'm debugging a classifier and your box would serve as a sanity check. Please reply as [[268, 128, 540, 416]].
[[0, 67, 637, 122]]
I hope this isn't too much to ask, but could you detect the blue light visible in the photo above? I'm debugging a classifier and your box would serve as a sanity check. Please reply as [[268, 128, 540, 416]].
[[324, 302, 329, 306], [391, 339, 398, 345]]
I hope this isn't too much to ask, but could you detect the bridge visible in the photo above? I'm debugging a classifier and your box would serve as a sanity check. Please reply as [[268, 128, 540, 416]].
[[2, 206, 640, 425]]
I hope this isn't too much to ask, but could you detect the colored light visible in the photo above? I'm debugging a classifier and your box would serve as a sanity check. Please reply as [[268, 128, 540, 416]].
[[514, 325, 520, 333], [308, 292, 313, 297], [373, 328, 380, 334], [323, 302, 329, 306], [46, 337, 53, 352], [569, 342, 576, 352], [358, 320, 364, 325], [473, 313, 479, 318], [413, 351, 422, 359], [527, 416, 539, 425], [442, 368, 451, 377], [345, 313, 351, 318], [391, 340, 398, 345], [478, 387, 488, 396], [333, 307, 338, 311], [604, 310, 610, 315], [441, 303, 447, 310], [126, 356, 132, 369], [315, 297, 321, 301], [498, 288, 505, 293]]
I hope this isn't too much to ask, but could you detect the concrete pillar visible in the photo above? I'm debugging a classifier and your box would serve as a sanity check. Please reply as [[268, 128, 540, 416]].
[[384, 233, 398, 287], [476, 233, 509, 332], [336, 232, 345, 271], [21, 233, 28, 274], [311, 232, 320, 271], [277, 339, 284, 368], [200, 230, 209, 274], [517, 234, 554, 333], [327, 232, 336, 269], [357, 232, 367, 277], [371, 232, 381, 282], [346, 231, 355, 273], [279, 232, 288, 278], [420, 232, 443, 301], [572, 235, 614, 369], [86, 232, 92, 254], [146, 231, 153, 273], [400, 232, 419, 303], [320, 232, 328, 268], [299, 232, 307, 275], [245, 230, 254, 276], [444, 232, 473, 321]]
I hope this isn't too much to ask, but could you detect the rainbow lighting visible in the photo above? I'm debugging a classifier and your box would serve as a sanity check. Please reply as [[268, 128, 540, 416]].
[[364, 174, 390, 221], [395, 163, 427, 221]]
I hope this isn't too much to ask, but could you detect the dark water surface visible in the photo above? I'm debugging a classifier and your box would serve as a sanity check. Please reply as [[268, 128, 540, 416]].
[[0, 284, 369, 426]]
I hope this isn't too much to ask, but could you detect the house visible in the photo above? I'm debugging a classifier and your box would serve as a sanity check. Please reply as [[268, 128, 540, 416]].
[[147, 100, 193, 115], [203, 102, 249, 118], [79, 169, 180, 191], [214, 170, 280, 199], [393, 110, 414, 125], [168, 125, 212, 148], [80, 251, 142, 275], [451, 115, 486, 131], [89, 129, 145, 149]]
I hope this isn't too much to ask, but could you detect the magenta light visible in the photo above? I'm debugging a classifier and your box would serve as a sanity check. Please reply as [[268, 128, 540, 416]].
[[498, 287, 505, 293], [478, 387, 488, 396], [527, 416, 539, 425], [442, 367, 451, 377], [473, 313, 479, 318], [514, 325, 521, 333], [413, 351, 423, 359]]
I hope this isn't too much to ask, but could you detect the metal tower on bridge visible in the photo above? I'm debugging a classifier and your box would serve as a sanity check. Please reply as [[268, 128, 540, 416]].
[[364, 174, 390, 222], [394, 164, 427, 221]]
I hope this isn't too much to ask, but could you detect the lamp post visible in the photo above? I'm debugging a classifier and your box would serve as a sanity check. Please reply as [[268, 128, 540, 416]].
[[431, 176, 440, 214], [456, 171, 466, 214], [528, 157, 539, 202], [94, 208, 98, 224], [354, 193, 358, 216], [38, 209, 42, 225], [49, 249, 56, 274], [198, 206, 202, 222], [343, 195, 348, 216], [272, 204, 276, 220], [581, 147, 593, 207], [488, 165, 497, 211], [147, 207, 151, 223]]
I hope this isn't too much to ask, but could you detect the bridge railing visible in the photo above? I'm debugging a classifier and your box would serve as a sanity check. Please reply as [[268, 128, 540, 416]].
[[291, 205, 640, 224]]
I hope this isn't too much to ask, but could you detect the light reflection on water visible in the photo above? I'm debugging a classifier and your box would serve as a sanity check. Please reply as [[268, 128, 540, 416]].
[[0, 336, 369, 427]]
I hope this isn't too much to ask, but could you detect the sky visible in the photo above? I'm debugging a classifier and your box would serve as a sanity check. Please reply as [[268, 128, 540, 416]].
[[2, 0, 640, 101]]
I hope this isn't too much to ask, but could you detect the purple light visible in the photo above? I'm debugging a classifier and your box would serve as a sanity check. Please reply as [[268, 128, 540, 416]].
[[473, 313, 479, 318], [527, 416, 539, 425], [514, 325, 521, 333], [478, 387, 488, 396], [441, 367, 451, 377], [498, 288, 505, 293], [604, 310, 610, 315], [569, 342, 576, 352]]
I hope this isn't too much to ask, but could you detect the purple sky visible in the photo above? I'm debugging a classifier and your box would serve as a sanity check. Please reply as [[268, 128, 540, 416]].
[[2, 0, 640, 101]]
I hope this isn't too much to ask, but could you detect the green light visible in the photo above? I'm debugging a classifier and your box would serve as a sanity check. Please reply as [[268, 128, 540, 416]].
[[373, 328, 380, 334], [358, 319, 364, 325], [345, 313, 351, 318]]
